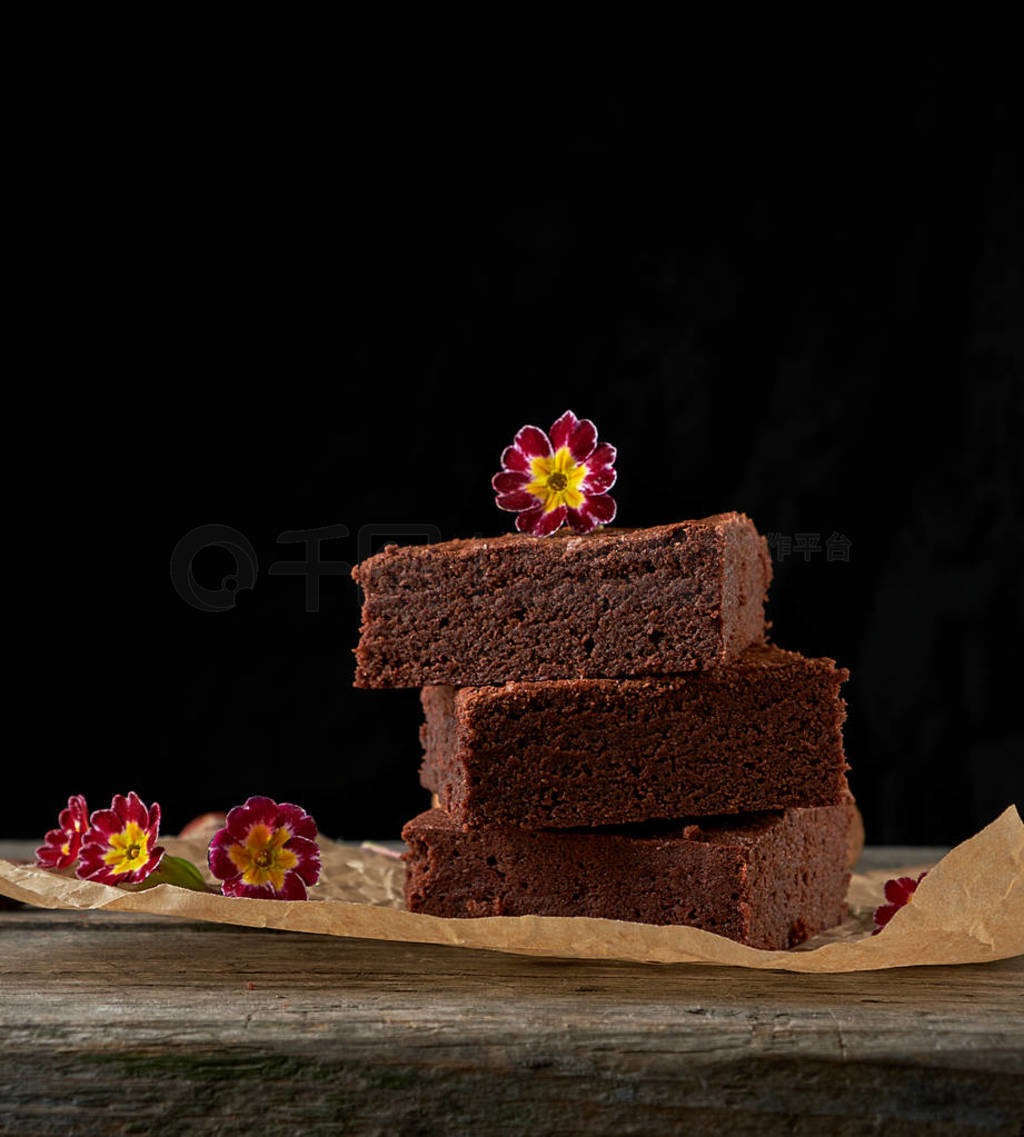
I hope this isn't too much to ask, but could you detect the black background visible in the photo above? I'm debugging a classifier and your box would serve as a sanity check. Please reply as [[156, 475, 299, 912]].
[[24, 62, 1021, 847]]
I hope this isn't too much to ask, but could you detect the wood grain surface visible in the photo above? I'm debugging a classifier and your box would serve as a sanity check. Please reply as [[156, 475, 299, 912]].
[[1, 847, 1022, 1136]]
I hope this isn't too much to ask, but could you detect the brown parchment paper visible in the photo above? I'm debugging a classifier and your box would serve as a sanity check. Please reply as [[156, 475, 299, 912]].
[[1, 806, 1020, 972]]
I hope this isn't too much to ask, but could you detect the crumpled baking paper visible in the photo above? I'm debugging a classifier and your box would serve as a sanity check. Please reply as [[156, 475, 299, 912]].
[[1, 806, 1020, 972]]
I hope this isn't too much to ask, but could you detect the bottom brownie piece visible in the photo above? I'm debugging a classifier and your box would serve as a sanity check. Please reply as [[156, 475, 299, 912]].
[[402, 803, 852, 949]]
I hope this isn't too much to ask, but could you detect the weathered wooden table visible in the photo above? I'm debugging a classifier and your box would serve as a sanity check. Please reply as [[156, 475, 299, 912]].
[[1, 844, 1021, 1135]]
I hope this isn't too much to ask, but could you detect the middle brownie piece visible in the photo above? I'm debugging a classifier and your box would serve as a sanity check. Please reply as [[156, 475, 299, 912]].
[[421, 642, 849, 828]]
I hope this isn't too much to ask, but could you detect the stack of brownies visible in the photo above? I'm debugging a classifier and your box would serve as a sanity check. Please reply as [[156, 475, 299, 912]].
[[353, 512, 856, 949]]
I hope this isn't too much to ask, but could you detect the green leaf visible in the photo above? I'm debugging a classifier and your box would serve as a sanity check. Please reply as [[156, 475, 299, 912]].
[[144, 855, 212, 893]]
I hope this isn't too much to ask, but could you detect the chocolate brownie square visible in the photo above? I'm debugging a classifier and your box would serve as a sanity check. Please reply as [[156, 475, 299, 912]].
[[402, 802, 852, 949], [353, 513, 771, 687], [420, 644, 849, 828]]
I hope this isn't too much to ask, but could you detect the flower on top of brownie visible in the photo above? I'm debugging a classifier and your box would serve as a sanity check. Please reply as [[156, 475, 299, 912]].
[[493, 410, 617, 537]]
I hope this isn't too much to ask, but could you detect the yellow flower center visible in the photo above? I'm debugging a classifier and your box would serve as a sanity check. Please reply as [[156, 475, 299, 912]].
[[526, 447, 587, 513], [227, 823, 297, 892], [61, 841, 71, 856], [103, 821, 151, 874]]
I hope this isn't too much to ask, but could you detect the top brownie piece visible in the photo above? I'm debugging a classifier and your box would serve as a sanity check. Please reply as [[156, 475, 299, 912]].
[[352, 512, 771, 687]]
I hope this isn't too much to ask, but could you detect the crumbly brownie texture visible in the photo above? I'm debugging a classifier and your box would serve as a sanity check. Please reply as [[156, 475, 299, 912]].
[[352, 513, 771, 688], [847, 797, 865, 867], [402, 803, 852, 948], [420, 643, 849, 828], [430, 791, 864, 866]]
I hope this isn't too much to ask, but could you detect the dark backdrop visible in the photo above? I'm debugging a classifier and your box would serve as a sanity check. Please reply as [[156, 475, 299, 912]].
[[24, 65, 1021, 847]]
